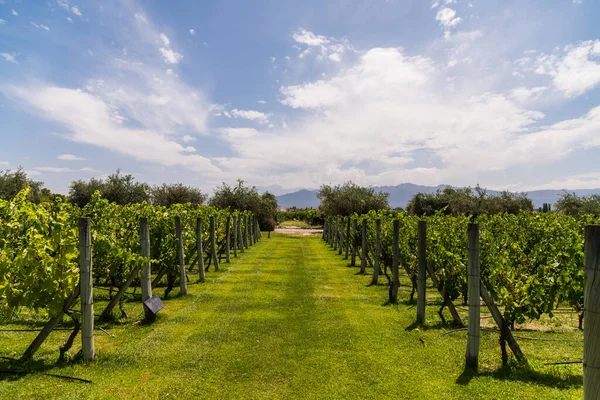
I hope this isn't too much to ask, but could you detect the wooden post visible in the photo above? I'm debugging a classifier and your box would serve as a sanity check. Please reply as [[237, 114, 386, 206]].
[[390, 219, 400, 303], [239, 216, 245, 253], [233, 215, 238, 258], [417, 220, 427, 324], [79, 217, 95, 361], [360, 219, 367, 274], [351, 218, 357, 266], [465, 223, 480, 370], [584, 225, 600, 399], [344, 217, 350, 260], [338, 217, 344, 256], [371, 219, 381, 285], [210, 215, 219, 271], [244, 215, 249, 249], [249, 216, 254, 246], [333, 218, 338, 251], [175, 216, 187, 295], [322, 219, 327, 240], [196, 218, 206, 282], [140, 218, 152, 316], [226, 215, 231, 263]]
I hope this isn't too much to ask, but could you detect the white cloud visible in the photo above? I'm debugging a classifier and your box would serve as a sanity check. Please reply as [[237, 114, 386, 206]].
[[182, 135, 195, 142], [436, 8, 462, 29], [189, 29, 196, 36], [0, 19, 5, 24], [31, 22, 50, 31], [157, 33, 183, 64], [159, 47, 183, 64], [1, 7, 219, 177], [519, 40, 600, 97], [205, 36, 600, 190], [5, 85, 219, 174], [573, 0, 583, 4], [134, 13, 148, 23], [11, 9, 18, 16], [57, 0, 83, 17], [79, 167, 101, 173], [291, 28, 349, 62], [0, 53, 18, 64], [35, 167, 75, 173], [230, 109, 270, 123], [0, 161, 8, 166], [58, 154, 85, 161], [431, 1, 440, 8], [509, 86, 546, 104], [67, 17, 74, 23], [160, 33, 170, 47], [258, 100, 267, 104]]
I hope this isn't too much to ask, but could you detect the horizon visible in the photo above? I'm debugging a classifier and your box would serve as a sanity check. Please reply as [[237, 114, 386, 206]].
[[2, 1, 600, 194]]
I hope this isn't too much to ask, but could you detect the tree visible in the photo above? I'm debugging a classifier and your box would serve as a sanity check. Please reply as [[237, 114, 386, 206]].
[[209, 180, 278, 230], [0, 167, 45, 203], [555, 192, 600, 216], [151, 183, 207, 206], [317, 181, 389, 216], [69, 170, 150, 207], [406, 186, 533, 216]]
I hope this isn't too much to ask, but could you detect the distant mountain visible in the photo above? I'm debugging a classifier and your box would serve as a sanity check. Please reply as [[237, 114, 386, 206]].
[[276, 184, 600, 209], [277, 189, 319, 208]]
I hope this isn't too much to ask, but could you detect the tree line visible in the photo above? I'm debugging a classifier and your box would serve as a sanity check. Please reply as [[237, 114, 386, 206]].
[[0, 167, 277, 231], [313, 181, 600, 217]]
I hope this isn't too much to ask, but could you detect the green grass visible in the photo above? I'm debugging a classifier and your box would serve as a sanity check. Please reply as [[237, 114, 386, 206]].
[[278, 220, 319, 229], [0, 233, 583, 399]]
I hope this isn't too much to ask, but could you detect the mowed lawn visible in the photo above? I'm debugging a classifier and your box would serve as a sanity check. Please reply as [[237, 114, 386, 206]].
[[0, 233, 583, 399]]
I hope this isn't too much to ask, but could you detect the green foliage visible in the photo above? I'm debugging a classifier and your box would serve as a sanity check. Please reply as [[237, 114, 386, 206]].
[[0, 189, 79, 317], [151, 183, 207, 206], [357, 210, 586, 328], [406, 186, 534, 216], [210, 180, 277, 231], [555, 192, 600, 216], [0, 167, 45, 203], [69, 170, 150, 207], [277, 208, 323, 225], [317, 181, 389, 216], [0, 189, 254, 320]]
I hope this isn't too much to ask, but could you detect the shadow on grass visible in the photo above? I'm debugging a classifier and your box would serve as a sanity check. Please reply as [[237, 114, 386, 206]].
[[456, 363, 582, 390], [0, 357, 92, 384]]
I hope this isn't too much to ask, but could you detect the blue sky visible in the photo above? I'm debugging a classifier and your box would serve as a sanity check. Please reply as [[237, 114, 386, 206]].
[[1, 0, 600, 195]]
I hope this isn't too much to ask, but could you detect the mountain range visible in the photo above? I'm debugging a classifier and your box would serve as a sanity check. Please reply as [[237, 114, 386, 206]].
[[275, 183, 600, 209]]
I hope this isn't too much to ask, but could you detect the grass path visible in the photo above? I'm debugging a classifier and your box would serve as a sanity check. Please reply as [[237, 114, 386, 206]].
[[0, 233, 583, 399]]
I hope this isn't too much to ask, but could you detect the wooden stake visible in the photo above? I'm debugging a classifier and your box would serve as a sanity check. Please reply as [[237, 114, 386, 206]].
[[417, 220, 427, 324], [210, 215, 219, 271], [175, 216, 187, 295], [345, 217, 350, 260], [584, 225, 600, 399], [79, 217, 95, 361], [390, 219, 400, 303], [196, 218, 206, 282], [371, 219, 381, 285], [233, 215, 238, 258], [360, 219, 367, 274], [351, 218, 357, 267], [226, 215, 231, 263], [466, 223, 480, 370], [140, 218, 152, 317]]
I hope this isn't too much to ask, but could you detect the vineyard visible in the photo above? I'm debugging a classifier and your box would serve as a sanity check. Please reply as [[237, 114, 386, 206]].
[[322, 211, 599, 390], [0, 189, 260, 363], [0, 191, 597, 398]]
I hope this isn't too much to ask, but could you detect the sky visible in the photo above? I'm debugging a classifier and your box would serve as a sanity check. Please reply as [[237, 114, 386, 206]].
[[1, 0, 600, 195]]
